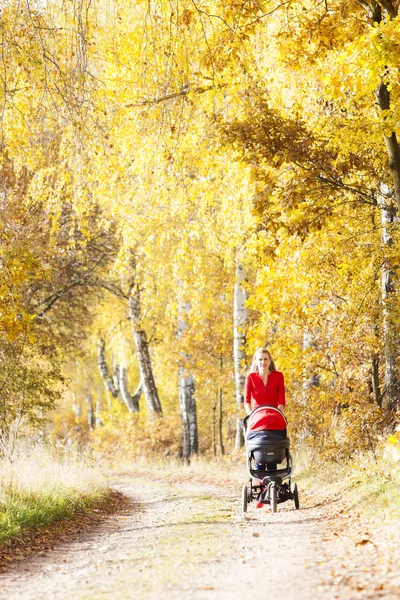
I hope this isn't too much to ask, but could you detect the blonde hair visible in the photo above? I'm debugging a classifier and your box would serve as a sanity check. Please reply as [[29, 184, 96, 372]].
[[248, 347, 277, 375]]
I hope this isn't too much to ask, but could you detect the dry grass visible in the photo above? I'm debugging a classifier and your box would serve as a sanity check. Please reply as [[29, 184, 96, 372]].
[[113, 452, 247, 489], [294, 443, 400, 521], [0, 444, 109, 544]]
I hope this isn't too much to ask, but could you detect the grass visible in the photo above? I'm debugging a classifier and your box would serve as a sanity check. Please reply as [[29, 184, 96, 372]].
[[294, 446, 400, 521], [115, 453, 247, 487], [0, 444, 109, 545]]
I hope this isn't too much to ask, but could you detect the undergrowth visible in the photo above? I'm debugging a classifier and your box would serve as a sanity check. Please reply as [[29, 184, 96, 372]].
[[0, 444, 109, 545], [294, 442, 400, 521]]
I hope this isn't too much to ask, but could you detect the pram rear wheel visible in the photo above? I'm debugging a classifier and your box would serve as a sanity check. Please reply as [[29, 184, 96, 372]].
[[270, 483, 277, 513], [241, 485, 248, 512], [291, 482, 300, 509]]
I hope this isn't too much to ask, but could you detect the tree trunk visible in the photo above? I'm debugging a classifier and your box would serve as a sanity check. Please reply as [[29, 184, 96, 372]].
[[95, 387, 104, 428], [233, 257, 247, 450], [112, 354, 120, 396], [217, 383, 225, 456], [375, 79, 400, 213], [366, 0, 400, 415], [380, 194, 400, 412], [128, 286, 162, 415], [97, 338, 119, 398], [71, 391, 82, 419], [119, 365, 141, 413], [85, 392, 95, 431], [178, 370, 197, 461], [177, 297, 198, 460], [212, 401, 216, 457]]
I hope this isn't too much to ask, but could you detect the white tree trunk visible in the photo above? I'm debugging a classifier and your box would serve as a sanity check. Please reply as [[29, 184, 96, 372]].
[[112, 354, 120, 396], [381, 189, 400, 412], [97, 338, 119, 398], [179, 371, 197, 460], [128, 286, 162, 415], [233, 258, 247, 450], [178, 299, 198, 460], [71, 391, 82, 418], [188, 389, 198, 455], [119, 365, 142, 413], [85, 392, 95, 431], [95, 386, 103, 428], [217, 380, 225, 456]]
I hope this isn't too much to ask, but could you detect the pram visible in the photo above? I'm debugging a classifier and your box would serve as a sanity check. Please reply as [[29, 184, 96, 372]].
[[241, 405, 299, 513]]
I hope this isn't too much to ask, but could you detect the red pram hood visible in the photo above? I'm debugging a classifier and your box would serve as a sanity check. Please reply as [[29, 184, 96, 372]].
[[247, 405, 287, 432]]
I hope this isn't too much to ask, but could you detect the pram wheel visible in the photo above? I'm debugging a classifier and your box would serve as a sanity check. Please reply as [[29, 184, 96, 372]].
[[291, 482, 300, 509], [270, 482, 277, 513], [241, 485, 248, 513]]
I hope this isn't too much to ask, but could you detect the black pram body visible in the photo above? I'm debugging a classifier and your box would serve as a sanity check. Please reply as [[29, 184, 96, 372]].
[[245, 405, 290, 472]]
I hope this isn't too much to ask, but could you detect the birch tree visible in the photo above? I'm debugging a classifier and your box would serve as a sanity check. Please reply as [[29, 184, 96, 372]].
[[233, 257, 247, 450], [128, 284, 162, 415], [178, 300, 198, 461]]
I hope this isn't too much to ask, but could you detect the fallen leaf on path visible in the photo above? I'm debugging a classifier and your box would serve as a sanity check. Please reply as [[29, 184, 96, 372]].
[[355, 539, 373, 546]]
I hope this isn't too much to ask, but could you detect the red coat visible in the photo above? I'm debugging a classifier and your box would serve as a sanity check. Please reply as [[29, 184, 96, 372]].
[[244, 371, 286, 410]]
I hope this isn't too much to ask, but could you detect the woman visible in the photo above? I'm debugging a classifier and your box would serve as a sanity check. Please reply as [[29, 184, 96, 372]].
[[244, 348, 286, 417]]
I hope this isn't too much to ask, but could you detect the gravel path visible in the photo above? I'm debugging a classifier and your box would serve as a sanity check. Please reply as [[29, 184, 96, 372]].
[[0, 474, 334, 600]]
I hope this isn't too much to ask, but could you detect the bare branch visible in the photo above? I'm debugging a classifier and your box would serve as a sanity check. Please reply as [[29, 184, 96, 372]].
[[126, 83, 228, 108]]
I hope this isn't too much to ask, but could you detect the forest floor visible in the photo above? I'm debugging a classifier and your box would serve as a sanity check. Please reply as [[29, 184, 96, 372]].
[[0, 464, 399, 600]]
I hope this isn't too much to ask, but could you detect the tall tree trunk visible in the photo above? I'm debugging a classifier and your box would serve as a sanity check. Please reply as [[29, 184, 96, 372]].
[[217, 382, 225, 456], [128, 286, 162, 415], [178, 370, 196, 461], [212, 400, 216, 457], [97, 338, 119, 398], [380, 194, 400, 412], [71, 391, 82, 419], [85, 391, 95, 431], [188, 379, 198, 455], [375, 76, 400, 213], [95, 387, 104, 428], [366, 0, 400, 415], [233, 257, 247, 450], [112, 354, 120, 396], [119, 365, 141, 413], [38, 406, 46, 443], [177, 298, 198, 460]]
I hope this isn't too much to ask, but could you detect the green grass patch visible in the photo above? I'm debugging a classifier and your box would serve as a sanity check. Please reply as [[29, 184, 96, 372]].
[[0, 445, 109, 545]]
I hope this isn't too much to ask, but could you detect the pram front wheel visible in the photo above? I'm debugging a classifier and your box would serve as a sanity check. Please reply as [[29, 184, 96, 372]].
[[270, 482, 277, 513], [291, 482, 300, 509], [241, 485, 248, 512]]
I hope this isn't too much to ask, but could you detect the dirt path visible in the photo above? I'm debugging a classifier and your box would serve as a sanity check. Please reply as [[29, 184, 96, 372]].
[[0, 473, 351, 599]]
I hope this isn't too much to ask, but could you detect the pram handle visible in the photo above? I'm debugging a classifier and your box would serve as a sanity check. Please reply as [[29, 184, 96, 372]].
[[242, 404, 288, 432]]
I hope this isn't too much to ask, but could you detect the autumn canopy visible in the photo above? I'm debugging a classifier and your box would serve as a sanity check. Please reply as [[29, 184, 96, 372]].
[[1, 0, 400, 458]]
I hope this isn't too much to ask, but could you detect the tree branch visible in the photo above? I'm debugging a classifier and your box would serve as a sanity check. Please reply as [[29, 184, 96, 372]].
[[126, 83, 228, 108]]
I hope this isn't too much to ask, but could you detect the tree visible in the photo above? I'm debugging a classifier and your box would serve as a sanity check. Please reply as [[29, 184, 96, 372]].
[[233, 256, 247, 450]]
